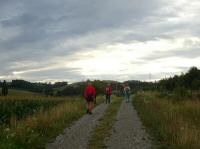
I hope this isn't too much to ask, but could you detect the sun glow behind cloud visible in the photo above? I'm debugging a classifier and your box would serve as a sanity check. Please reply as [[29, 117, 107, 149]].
[[67, 37, 199, 81]]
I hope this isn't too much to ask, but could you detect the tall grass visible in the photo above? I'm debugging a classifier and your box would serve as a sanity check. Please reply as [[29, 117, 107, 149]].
[[133, 93, 200, 149], [0, 98, 65, 124], [133, 92, 200, 149], [0, 94, 104, 149]]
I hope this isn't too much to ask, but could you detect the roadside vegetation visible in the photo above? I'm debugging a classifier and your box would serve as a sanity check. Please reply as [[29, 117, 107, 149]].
[[132, 67, 200, 148], [0, 90, 104, 149], [0, 66, 199, 149], [0, 89, 66, 125], [88, 96, 122, 149], [133, 91, 200, 149]]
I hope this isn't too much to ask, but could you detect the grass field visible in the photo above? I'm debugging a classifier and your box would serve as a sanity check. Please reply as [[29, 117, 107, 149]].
[[0, 98, 65, 125], [0, 89, 104, 149], [0, 88, 43, 97], [0, 88, 67, 125], [133, 91, 200, 149]]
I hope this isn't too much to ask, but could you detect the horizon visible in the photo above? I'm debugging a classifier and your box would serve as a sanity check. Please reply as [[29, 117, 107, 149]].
[[0, 0, 200, 83], [0, 66, 196, 84]]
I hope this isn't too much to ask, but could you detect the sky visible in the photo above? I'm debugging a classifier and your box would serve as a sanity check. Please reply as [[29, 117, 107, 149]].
[[0, 0, 200, 83]]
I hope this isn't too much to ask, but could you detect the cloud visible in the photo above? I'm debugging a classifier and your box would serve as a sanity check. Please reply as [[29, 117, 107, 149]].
[[0, 0, 200, 82]]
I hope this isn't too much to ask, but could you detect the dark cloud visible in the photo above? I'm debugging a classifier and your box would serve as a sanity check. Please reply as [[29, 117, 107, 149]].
[[141, 48, 200, 62], [0, 0, 199, 82], [0, 0, 167, 49]]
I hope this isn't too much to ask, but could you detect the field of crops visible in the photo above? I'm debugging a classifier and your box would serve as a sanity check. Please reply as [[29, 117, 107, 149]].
[[0, 89, 104, 149], [0, 89, 66, 125], [133, 91, 200, 149], [0, 98, 65, 124]]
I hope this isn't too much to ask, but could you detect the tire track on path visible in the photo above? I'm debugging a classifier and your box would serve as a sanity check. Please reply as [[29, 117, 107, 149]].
[[106, 100, 153, 149]]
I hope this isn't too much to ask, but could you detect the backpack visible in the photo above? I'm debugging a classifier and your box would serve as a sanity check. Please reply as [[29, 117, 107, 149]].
[[124, 87, 130, 94], [106, 87, 110, 92]]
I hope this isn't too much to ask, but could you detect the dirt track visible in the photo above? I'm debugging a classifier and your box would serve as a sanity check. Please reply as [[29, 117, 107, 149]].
[[46, 99, 153, 149], [46, 103, 108, 149], [106, 100, 153, 149]]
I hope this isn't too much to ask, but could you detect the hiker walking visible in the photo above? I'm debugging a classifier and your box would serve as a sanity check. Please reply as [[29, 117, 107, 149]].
[[105, 83, 112, 104], [84, 82, 96, 114], [124, 83, 131, 103]]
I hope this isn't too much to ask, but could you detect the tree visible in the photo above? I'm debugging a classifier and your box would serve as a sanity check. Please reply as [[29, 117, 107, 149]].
[[157, 67, 200, 91], [184, 67, 200, 89]]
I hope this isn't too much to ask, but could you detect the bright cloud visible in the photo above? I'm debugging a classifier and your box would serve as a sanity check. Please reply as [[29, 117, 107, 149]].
[[67, 36, 200, 81], [0, 0, 200, 82]]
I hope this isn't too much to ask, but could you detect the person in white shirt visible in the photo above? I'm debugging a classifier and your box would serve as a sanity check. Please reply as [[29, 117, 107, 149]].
[[124, 83, 131, 103]]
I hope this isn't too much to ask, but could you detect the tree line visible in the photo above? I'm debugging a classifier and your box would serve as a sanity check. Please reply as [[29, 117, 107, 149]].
[[157, 67, 200, 91], [0, 67, 199, 97]]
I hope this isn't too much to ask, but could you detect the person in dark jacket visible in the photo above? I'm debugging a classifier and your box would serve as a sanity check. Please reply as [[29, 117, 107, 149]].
[[105, 83, 112, 104]]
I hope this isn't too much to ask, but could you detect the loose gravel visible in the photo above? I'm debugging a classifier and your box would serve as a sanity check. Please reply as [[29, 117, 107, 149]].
[[46, 103, 108, 149], [106, 100, 153, 149], [47, 98, 153, 149]]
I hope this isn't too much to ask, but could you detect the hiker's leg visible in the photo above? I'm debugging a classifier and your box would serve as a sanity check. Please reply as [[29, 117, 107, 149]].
[[107, 94, 110, 104], [127, 94, 130, 102], [89, 101, 94, 112], [106, 94, 109, 104], [91, 101, 94, 111], [108, 95, 111, 104], [88, 102, 92, 112], [125, 94, 128, 102], [87, 102, 90, 112]]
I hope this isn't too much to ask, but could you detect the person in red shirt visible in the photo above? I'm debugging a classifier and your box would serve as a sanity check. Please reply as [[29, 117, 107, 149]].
[[84, 82, 96, 114], [105, 83, 112, 104]]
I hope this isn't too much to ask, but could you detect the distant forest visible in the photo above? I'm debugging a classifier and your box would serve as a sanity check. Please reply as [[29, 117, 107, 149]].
[[0, 67, 199, 97]]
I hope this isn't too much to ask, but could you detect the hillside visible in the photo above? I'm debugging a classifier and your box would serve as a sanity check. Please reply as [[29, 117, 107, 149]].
[[0, 88, 43, 97]]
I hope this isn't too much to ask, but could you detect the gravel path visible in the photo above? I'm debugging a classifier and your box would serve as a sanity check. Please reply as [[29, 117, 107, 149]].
[[106, 100, 153, 149], [46, 103, 108, 149]]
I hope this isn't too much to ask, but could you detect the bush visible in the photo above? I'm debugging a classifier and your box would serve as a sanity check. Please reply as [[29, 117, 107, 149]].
[[173, 87, 191, 100]]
